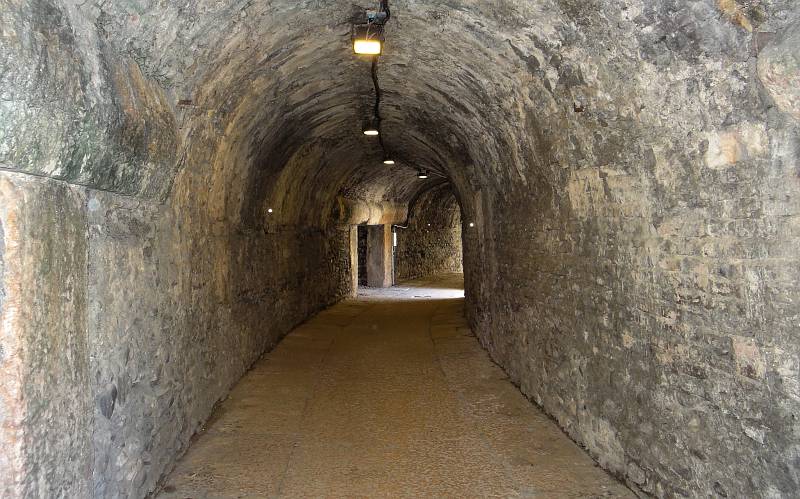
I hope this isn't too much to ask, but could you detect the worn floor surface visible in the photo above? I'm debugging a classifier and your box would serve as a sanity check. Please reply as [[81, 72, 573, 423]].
[[157, 274, 633, 498]]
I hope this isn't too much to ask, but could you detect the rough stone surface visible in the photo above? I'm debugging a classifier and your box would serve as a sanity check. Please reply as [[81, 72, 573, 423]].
[[1, 0, 800, 498], [461, 2, 800, 497], [157, 275, 633, 498], [395, 184, 463, 281], [758, 16, 800, 121], [0, 174, 90, 498], [455, 2, 800, 496], [0, 170, 354, 498], [86, 189, 353, 498]]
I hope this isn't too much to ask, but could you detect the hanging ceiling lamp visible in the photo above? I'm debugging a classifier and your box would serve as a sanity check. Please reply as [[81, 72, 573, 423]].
[[383, 157, 395, 165], [363, 119, 380, 136], [352, 1, 390, 55], [417, 170, 429, 179], [352, 23, 385, 55]]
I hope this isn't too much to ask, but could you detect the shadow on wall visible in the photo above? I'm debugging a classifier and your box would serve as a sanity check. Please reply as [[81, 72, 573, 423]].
[[395, 184, 463, 281]]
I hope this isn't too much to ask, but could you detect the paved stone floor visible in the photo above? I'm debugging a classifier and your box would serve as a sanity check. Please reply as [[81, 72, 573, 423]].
[[157, 274, 633, 498]]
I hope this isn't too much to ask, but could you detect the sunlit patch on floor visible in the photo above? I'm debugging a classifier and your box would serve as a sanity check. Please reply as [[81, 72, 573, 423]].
[[357, 273, 465, 301]]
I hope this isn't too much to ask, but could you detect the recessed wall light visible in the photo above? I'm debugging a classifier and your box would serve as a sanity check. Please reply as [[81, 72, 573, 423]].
[[268, 208, 274, 213], [469, 222, 475, 228]]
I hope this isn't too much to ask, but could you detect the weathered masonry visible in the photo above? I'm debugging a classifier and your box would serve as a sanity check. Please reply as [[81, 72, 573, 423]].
[[1, 1, 799, 498]]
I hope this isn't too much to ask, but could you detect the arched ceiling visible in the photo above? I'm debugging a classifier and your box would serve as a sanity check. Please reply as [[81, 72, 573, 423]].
[[2, 0, 561, 224], [161, 0, 558, 227], [3, 0, 795, 226]]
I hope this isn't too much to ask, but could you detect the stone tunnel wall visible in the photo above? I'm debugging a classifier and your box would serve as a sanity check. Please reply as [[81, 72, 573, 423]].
[[0, 174, 92, 498], [87, 190, 353, 498], [0, 171, 353, 497], [395, 184, 463, 281], [461, 3, 800, 498]]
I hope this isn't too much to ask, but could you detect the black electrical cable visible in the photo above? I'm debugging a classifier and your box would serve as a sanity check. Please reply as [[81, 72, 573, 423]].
[[367, 0, 389, 158], [367, 2, 446, 181], [371, 59, 381, 121], [380, 0, 390, 23], [371, 57, 387, 154]]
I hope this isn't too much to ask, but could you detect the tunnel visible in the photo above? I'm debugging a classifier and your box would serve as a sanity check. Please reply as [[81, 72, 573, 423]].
[[1, 0, 799, 497]]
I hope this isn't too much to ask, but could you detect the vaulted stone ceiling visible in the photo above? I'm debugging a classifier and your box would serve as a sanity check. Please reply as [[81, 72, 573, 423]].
[[4, 1, 797, 227], [6, 0, 528, 222]]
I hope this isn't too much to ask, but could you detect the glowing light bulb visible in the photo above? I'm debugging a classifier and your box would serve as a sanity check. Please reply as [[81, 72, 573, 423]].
[[362, 117, 380, 136], [352, 24, 385, 55], [268, 208, 273, 213], [353, 39, 383, 55]]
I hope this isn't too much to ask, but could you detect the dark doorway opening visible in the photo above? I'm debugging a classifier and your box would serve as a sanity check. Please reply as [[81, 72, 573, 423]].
[[357, 225, 368, 286]]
